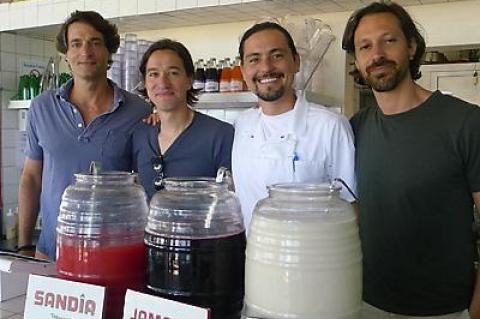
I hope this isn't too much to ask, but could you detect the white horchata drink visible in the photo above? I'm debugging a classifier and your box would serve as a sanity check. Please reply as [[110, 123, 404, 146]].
[[244, 183, 362, 319]]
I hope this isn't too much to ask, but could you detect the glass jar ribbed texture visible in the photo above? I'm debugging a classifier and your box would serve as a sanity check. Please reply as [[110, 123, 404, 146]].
[[245, 183, 362, 319]]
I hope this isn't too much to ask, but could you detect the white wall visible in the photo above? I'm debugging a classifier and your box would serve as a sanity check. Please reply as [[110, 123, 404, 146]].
[[132, 0, 480, 109], [0, 32, 55, 224]]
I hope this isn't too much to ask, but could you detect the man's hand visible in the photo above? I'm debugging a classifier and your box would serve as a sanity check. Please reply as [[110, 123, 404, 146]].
[[142, 113, 161, 126], [16, 244, 36, 257]]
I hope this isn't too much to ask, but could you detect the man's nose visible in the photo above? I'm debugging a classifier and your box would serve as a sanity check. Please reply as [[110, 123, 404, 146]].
[[79, 42, 95, 55], [258, 56, 274, 72], [370, 42, 386, 60]]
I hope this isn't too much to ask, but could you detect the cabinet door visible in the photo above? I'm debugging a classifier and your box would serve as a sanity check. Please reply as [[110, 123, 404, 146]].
[[431, 70, 480, 105]]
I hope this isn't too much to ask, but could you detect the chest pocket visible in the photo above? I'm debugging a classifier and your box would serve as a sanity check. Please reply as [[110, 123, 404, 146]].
[[101, 129, 131, 170], [255, 135, 296, 186], [293, 159, 329, 184]]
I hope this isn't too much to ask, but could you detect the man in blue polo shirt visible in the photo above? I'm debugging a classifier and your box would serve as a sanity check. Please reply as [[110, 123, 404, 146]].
[[17, 11, 150, 260]]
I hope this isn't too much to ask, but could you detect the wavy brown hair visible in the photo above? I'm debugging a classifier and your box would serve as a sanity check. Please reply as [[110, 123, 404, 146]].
[[342, 2, 425, 85]]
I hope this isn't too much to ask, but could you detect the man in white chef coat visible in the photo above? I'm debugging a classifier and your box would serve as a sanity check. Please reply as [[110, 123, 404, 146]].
[[342, 2, 480, 318], [232, 21, 357, 228]]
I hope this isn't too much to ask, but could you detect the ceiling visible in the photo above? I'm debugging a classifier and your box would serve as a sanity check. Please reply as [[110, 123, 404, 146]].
[[11, 0, 461, 40]]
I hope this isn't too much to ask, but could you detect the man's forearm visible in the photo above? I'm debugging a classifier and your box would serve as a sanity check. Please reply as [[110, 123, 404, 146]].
[[18, 176, 41, 247], [469, 267, 480, 319]]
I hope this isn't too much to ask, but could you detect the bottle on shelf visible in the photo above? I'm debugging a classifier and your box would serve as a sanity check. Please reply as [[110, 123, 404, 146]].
[[205, 58, 219, 93], [193, 59, 206, 92], [219, 58, 232, 93], [230, 56, 244, 92]]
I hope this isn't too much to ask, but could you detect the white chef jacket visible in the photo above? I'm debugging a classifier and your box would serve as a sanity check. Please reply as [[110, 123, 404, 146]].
[[232, 92, 357, 229]]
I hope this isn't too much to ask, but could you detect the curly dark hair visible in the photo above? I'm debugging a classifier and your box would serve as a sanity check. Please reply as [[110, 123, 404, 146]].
[[56, 10, 120, 66], [139, 39, 198, 106], [341, 1, 426, 85], [238, 21, 298, 64]]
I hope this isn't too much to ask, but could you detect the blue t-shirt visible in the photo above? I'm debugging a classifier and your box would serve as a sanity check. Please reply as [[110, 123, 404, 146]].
[[132, 111, 234, 199], [25, 79, 151, 260]]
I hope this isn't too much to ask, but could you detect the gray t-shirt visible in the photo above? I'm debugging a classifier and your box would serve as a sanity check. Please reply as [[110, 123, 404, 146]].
[[25, 79, 150, 260], [350, 91, 480, 315]]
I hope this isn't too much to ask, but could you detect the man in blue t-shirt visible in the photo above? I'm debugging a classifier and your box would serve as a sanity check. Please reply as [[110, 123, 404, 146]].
[[342, 2, 480, 318], [132, 39, 233, 199], [18, 11, 150, 260]]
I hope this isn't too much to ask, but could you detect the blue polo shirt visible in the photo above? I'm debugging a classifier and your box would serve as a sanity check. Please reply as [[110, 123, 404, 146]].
[[25, 79, 151, 260], [132, 111, 234, 199]]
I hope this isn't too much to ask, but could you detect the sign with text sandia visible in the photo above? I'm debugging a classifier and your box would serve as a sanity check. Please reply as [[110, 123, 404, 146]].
[[123, 289, 210, 319], [24, 274, 105, 319]]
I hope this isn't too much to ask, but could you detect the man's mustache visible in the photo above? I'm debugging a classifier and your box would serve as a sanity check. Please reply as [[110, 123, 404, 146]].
[[366, 58, 396, 73]]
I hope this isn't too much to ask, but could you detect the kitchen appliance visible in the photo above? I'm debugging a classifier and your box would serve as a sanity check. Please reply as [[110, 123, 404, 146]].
[[244, 183, 362, 319], [56, 162, 148, 319], [145, 175, 245, 319]]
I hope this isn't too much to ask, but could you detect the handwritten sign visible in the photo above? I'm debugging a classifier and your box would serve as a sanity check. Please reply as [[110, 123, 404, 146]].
[[123, 289, 210, 319], [24, 274, 105, 319]]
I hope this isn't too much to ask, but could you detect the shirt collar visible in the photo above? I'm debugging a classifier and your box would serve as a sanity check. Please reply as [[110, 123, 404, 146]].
[[249, 91, 309, 137], [56, 78, 124, 113]]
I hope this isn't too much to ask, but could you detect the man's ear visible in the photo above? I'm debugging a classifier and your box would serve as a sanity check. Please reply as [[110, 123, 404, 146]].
[[408, 39, 417, 61], [294, 53, 300, 73]]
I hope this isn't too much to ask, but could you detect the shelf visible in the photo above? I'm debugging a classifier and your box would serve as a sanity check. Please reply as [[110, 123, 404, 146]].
[[8, 100, 31, 109], [196, 91, 257, 109]]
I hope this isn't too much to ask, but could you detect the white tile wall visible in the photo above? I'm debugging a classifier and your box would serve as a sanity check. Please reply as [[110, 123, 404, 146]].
[[100, 0, 119, 19], [15, 36, 30, 55], [52, 1, 70, 24], [84, 0, 101, 12], [119, 0, 137, 17], [1, 110, 18, 130], [198, 0, 219, 6], [1, 71, 17, 91], [0, 4, 10, 32], [156, 0, 175, 12], [1, 129, 16, 149], [37, 0, 55, 26], [29, 39, 44, 57], [0, 33, 15, 53], [68, 0, 85, 13], [1, 145, 16, 167], [177, 0, 198, 10], [44, 41, 57, 58], [1, 90, 16, 109], [0, 33, 56, 230], [138, 0, 156, 14], [0, 52, 16, 72], [24, 3, 39, 31]]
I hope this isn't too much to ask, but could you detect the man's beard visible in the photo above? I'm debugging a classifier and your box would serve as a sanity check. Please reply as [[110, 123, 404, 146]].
[[253, 72, 287, 102], [255, 85, 286, 102], [363, 58, 409, 92]]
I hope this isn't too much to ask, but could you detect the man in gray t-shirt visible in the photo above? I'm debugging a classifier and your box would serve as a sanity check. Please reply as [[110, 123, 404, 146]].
[[18, 11, 150, 260]]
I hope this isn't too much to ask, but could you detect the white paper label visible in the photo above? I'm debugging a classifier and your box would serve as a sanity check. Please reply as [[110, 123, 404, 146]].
[[123, 289, 210, 319], [24, 274, 105, 319]]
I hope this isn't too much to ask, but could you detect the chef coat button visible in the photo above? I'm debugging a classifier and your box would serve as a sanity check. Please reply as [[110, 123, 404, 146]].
[[250, 135, 254, 138], [280, 135, 285, 139]]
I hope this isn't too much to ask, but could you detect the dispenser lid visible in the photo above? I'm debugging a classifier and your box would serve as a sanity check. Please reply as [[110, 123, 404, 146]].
[[147, 177, 244, 239]]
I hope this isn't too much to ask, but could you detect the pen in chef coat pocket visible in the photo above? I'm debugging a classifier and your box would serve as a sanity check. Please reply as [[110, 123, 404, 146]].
[[292, 152, 299, 172]]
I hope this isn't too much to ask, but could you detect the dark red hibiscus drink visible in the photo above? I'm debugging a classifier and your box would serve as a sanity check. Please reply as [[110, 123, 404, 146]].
[[56, 169, 149, 319], [145, 177, 246, 319]]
